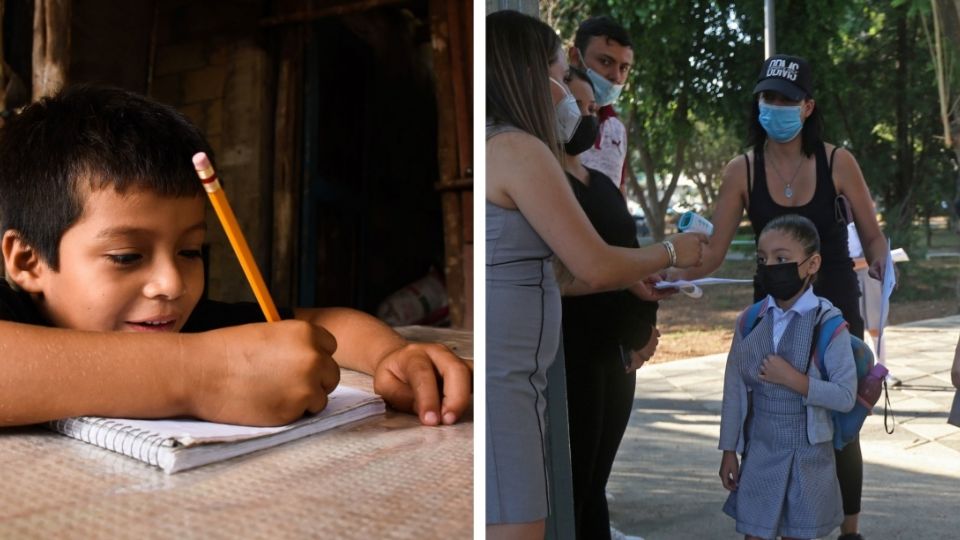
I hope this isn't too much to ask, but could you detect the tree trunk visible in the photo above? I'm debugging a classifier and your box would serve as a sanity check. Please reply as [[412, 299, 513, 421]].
[[32, 0, 71, 100], [626, 96, 690, 241], [889, 4, 917, 246]]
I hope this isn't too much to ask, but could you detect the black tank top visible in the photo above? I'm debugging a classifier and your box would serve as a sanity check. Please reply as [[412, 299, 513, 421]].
[[747, 143, 849, 268], [746, 143, 865, 339]]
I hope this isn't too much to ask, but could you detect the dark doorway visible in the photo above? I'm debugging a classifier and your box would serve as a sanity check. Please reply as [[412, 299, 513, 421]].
[[298, 3, 443, 314]]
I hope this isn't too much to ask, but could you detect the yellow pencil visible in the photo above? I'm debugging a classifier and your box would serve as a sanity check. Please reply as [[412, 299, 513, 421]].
[[192, 152, 281, 322]]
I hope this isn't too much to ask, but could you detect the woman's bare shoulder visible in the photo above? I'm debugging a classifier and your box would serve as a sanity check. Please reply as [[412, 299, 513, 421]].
[[487, 130, 557, 172]]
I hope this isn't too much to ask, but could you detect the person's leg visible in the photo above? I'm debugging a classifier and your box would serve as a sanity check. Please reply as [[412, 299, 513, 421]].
[[835, 438, 863, 535], [580, 352, 637, 539], [487, 520, 546, 540], [819, 281, 865, 536], [565, 350, 606, 539]]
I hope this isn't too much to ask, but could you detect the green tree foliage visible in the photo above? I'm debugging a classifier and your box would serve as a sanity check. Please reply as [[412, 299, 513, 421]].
[[542, 0, 957, 251], [547, 0, 761, 239]]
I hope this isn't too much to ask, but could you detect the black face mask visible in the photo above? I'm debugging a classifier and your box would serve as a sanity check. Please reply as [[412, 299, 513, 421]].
[[564, 115, 599, 156], [757, 256, 812, 301]]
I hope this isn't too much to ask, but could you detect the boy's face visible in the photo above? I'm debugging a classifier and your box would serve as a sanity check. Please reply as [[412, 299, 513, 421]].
[[36, 188, 206, 332]]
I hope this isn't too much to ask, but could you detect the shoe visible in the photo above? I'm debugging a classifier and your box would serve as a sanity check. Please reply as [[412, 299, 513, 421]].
[[838, 534, 865, 540], [610, 526, 644, 540], [885, 373, 902, 387]]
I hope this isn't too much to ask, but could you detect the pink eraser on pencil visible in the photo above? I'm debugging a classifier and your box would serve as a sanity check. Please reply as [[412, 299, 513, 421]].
[[192, 152, 211, 171]]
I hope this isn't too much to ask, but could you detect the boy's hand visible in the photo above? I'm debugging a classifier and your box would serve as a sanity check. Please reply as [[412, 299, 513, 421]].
[[719, 451, 739, 491], [189, 321, 340, 426], [373, 342, 472, 426]]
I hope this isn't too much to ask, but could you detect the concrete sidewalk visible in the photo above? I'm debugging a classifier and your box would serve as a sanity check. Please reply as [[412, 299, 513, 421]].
[[607, 315, 960, 540]]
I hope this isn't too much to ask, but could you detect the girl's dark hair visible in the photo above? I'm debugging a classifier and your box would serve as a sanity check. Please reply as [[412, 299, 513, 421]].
[[487, 10, 562, 159], [761, 214, 821, 256], [0, 85, 212, 269], [564, 65, 595, 94], [746, 98, 824, 158]]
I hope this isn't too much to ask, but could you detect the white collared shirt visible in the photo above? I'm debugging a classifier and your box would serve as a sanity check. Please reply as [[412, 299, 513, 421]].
[[580, 115, 626, 188], [766, 286, 819, 350]]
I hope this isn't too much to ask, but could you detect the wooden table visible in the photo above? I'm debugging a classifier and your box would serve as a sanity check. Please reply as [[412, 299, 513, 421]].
[[0, 326, 473, 539]]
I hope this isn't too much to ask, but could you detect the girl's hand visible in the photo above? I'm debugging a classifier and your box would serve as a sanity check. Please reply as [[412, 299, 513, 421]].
[[719, 451, 739, 491], [758, 354, 801, 386]]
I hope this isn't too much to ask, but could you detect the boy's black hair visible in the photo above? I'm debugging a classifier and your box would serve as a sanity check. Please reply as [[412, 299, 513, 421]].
[[761, 214, 821, 256], [574, 16, 632, 53], [0, 85, 212, 270]]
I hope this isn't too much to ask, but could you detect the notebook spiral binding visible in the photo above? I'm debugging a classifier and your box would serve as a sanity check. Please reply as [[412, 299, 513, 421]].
[[50, 417, 171, 467]]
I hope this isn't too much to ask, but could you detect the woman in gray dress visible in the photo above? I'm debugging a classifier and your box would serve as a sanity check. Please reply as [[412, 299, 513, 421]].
[[486, 10, 708, 540], [719, 215, 857, 540]]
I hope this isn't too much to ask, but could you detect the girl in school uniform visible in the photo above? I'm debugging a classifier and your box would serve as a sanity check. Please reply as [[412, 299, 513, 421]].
[[718, 214, 858, 540]]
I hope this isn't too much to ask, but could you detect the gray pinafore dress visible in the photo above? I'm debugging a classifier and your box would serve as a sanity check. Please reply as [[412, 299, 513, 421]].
[[485, 122, 562, 524], [723, 308, 844, 539]]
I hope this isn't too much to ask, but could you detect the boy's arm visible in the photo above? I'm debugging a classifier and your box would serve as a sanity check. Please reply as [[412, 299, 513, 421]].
[[294, 307, 472, 426], [0, 320, 339, 427]]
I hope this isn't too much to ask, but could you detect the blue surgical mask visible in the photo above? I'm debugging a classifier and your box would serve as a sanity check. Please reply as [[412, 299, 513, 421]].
[[579, 49, 624, 106], [758, 100, 803, 143], [550, 78, 581, 143]]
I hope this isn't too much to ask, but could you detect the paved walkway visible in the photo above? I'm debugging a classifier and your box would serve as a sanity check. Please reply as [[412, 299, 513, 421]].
[[607, 315, 960, 540]]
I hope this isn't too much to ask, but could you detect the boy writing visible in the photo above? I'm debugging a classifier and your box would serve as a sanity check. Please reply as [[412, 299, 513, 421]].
[[0, 85, 471, 428]]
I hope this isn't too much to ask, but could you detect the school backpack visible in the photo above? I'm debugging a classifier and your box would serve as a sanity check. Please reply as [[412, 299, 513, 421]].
[[739, 299, 891, 449]]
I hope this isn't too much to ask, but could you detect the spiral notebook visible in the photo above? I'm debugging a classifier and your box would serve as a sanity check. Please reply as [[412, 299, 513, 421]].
[[49, 386, 385, 473]]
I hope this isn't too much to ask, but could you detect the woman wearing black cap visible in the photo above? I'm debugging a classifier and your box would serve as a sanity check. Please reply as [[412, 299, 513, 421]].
[[673, 54, 887, 540]]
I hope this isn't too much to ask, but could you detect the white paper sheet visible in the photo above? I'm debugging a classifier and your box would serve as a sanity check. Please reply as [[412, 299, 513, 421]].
[[654, 277, 753, 298], [876, 239, 897, 359]]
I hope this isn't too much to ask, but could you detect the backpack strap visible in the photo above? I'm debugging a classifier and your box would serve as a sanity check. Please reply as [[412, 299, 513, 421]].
[[811, 312, 849, 379], [738, 299, 767, 338]]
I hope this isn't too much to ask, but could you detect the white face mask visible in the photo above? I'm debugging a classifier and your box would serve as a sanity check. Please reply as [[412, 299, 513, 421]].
[[550, 77, 581, 143]]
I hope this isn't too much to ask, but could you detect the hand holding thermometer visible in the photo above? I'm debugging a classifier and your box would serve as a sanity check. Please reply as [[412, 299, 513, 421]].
[[678, 211, 714, 236]]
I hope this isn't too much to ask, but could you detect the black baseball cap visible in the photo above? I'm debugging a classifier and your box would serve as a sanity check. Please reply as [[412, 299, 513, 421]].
[[752, 54, 813, 101]]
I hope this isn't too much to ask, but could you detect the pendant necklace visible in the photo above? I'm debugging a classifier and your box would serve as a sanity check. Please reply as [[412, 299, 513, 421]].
[[767, 145, 805, 199]]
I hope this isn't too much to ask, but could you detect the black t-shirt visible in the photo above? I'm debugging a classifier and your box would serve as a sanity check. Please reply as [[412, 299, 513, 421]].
[[561, 167, 657, 358], [0, 280, 293, 331]]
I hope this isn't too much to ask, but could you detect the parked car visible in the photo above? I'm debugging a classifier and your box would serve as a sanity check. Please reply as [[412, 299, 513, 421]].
[[633, 213, 651, 239]]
